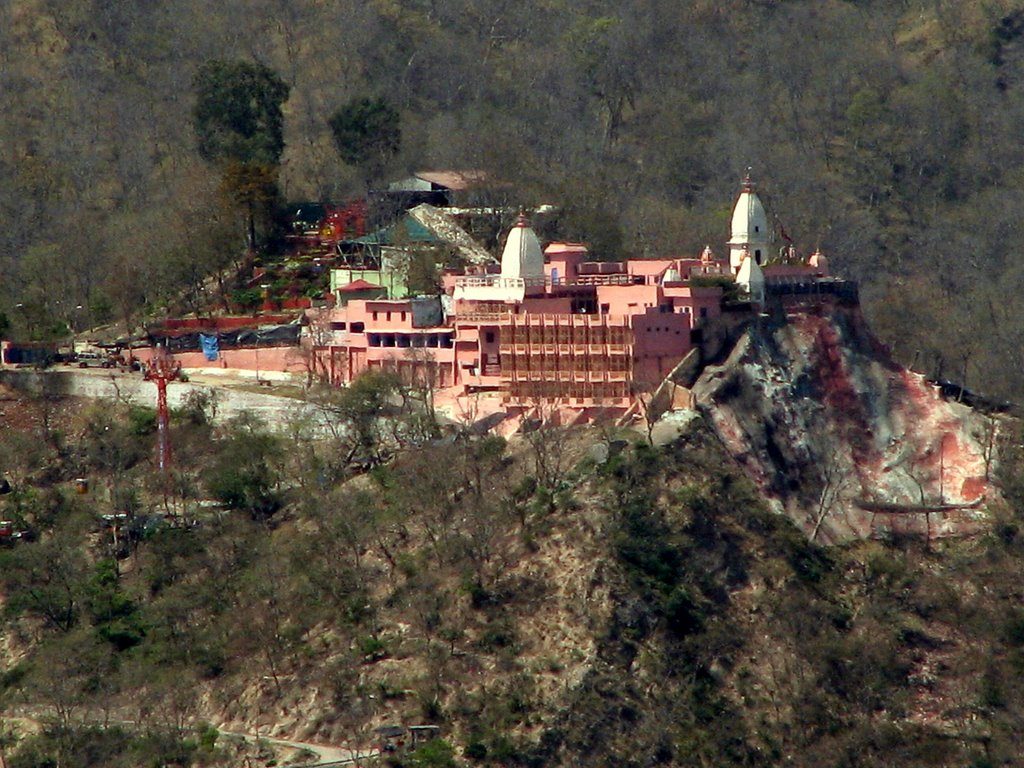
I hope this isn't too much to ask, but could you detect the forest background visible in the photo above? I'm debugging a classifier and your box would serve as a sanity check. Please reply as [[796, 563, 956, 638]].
[[1, 0, 1023, 396]]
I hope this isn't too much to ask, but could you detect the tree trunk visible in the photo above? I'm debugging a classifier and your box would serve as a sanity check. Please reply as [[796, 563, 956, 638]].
[[247, 200, 257, 254]]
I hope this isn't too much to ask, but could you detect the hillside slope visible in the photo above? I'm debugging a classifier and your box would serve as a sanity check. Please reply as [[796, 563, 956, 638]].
[[2, 390, 1024, 766]]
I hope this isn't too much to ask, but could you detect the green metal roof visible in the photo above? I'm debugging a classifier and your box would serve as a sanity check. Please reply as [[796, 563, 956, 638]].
[[348, 215, 439, 246]]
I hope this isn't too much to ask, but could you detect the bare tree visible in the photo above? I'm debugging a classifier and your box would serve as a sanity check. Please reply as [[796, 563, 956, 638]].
[[294, 308, 337, 387], [630, 380, 661, 446], [975, 414, 1000, 482], [520, 399, 570, 488], [809, 456, 852, 542]]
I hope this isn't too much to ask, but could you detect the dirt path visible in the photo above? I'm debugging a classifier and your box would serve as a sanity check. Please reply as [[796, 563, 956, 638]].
[[219, 728, 379, 765], [7, 707, 375, 767]]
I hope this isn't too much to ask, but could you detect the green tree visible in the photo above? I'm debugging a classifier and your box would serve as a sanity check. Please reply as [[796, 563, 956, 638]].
[[193, 60, 289, 167], [192, 59, 290, 251], [0, 534, 87, 633], [85, 559, 145, 651], [328, 97, 401, 188], [204, 414, 284, 520], [309, 368, 404, 468]]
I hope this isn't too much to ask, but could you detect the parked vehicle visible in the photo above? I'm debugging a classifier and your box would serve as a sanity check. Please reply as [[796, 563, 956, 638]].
[[76, 351, 114, 368]]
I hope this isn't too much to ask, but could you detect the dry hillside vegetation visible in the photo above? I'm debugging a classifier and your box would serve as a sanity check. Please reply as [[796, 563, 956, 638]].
[[0, 383, 1022, 765]]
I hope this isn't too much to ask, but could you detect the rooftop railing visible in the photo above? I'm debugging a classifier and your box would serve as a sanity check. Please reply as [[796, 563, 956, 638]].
[[455, 276, 547, 289], [454, 273, 640, 289]]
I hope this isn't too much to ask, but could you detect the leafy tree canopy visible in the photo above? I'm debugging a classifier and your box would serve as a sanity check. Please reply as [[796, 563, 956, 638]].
[[193, 60, 290, 167], [328, 97, 401, 182]]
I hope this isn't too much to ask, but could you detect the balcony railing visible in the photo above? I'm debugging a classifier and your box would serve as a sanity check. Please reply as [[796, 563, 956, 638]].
[[552, 274, 638, 286], [456, 311, 512, 324]]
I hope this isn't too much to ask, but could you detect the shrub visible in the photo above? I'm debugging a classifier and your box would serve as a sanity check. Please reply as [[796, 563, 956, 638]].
[[462, 578, 495, 610], [232, 288, 263, 311], [177, 389, 218, 426], [664, 585, 705, 636], [783, 533, 833, 585], [195, 721, 219, 752], [193, 640, 227, 679], [86, 559, 145, 651], [464, 739, 487, 761], [204, 420, 283, 519], [1006, 610, 1024, 646], [477, 621, 517, 652], [358, 635, 389, 662], [127, 406, 157, 436], [406, 739, 456, 768]]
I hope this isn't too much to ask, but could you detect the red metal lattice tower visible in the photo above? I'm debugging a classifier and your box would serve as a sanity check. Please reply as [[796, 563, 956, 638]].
[[144, 346, 182, 477]]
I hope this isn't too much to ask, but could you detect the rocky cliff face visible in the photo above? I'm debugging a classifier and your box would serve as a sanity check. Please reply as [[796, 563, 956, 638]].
[[689, 303, 997, 543]]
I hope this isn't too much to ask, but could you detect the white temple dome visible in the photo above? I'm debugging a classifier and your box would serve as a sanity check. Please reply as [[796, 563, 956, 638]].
[[500, 212, 544, 282], [728, 174, 770, 272]]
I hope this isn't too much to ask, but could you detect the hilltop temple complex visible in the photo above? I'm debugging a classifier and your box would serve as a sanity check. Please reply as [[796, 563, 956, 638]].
[[95, 176, 849, 421], [307, 176, 839, 417]]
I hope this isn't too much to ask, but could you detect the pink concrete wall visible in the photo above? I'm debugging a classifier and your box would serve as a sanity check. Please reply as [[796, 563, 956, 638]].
[[631, 310, 692, 384], [136, 346, 308, 373], [353, 300, 419, 330], [662, 285, 723, 320], [632, 311, 692, 353], [578, 261, 626, 275], [596, 284, 662, 315], [519, 296, 574, 314], [544, 246, 586, 283], [365, 347, 455, 364], [313, 346, 458, 388], [626, 259, 675, 283]]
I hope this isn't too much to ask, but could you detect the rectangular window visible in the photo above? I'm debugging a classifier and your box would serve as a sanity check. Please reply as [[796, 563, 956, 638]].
[[351, 322, 365, 332], [699, 308, 708, 318], [372, 312, 378, 321]]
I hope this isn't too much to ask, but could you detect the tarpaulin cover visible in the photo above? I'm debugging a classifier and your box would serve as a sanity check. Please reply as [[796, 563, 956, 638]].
[[199, 334, 219, 361], [411, 297, 444, 328], [149, 324, 301, 352], [2, 345, 56, 365]]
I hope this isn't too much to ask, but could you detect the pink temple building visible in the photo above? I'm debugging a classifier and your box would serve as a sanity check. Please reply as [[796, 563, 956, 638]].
[[309, 177, 829, 414]]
